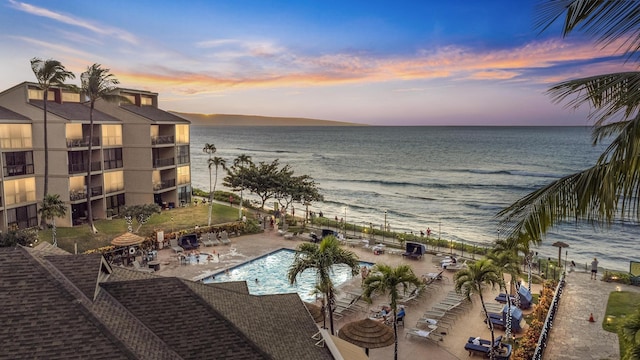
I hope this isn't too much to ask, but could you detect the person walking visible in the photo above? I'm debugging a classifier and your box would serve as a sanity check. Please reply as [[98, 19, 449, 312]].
[[591, 258, 599, 280]]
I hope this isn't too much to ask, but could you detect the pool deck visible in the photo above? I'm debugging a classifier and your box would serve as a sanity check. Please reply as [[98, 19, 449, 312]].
[[151, 228, 543, 360]]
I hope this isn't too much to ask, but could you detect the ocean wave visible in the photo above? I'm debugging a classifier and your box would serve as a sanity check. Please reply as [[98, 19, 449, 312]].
[[452, 168, 562, 179], [236, 147, 296, 154]]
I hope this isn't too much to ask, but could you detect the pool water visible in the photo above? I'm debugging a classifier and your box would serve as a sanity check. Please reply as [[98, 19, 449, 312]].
[[203, 248, 373, 302]]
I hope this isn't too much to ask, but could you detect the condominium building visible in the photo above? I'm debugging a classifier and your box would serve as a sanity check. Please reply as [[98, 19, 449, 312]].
[[0, 82, 191, 231]]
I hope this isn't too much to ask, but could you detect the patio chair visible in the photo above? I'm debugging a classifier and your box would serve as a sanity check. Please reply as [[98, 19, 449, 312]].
[[170, 239, 184, 253], [132, 260, 154, 273], [220, 231, 231, 245], [202, 232, 220, 246]]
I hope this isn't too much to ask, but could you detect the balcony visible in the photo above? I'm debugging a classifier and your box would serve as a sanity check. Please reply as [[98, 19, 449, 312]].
[[153, 157, 175, 168], [68, 161, 102, 174], [3, 164, 34, 177], [69, 186, 103, 201], [153, 178, 176, 191], [151, 135, 174, 145], [66, 136, 100, 148]]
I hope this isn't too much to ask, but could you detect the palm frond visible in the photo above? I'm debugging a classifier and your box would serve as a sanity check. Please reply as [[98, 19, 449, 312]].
[[546, 72, 640, 125], [535, 0, 640, 62]]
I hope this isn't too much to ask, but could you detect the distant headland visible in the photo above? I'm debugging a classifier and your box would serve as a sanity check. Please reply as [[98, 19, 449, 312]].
[[170, 112, 366, 127]]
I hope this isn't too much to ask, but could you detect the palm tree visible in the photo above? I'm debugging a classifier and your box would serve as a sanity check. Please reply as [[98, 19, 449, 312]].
[[287, 236, 360, 335], [38, 194, 67, 247], [498, 2, 640, 244], [620, 306, 640, 360], [362, 264, 422, 360], [234, 154, 252, 219], [454, 258, 504, 360], [30, 58, 75, 228], [81, 64, 128, 234], [207, 156, 227, 224], [202, 143, 217, 226]]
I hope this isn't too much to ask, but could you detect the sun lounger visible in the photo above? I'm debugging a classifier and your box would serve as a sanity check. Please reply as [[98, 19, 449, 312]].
[[464, 335, 511, 360], [202, 232, 219, 247], [220, 231, 231, 245], [405, 328, 442, 344], [170, 239, 184, 253]]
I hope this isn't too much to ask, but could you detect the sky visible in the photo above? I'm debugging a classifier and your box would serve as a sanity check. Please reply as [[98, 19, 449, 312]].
[[0, 0, 633, 125]]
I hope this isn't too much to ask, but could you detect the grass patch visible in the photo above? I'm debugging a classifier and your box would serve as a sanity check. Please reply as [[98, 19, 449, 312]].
[[603, 291, 640, 332], [603, 291, 640, 357], [39, 203, 241, 254]]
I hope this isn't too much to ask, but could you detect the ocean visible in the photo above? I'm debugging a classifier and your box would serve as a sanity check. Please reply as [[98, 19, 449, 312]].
[[189, 126, 639, 272]]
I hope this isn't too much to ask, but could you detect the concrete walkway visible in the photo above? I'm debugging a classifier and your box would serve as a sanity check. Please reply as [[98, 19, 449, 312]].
[[544, 270, 640, 360]]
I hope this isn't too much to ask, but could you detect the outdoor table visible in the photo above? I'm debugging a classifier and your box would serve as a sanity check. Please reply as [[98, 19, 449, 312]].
[[148, 260, 161, 271]]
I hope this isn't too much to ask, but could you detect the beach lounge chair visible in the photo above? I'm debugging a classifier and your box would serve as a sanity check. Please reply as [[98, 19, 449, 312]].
[[220, 231, 231, 245], [170, 239, 184, 253], [132, 260, 154, 273], [464, 336, 512, 360], [202, 232, 220, 247], [405, 328, 442, 344]]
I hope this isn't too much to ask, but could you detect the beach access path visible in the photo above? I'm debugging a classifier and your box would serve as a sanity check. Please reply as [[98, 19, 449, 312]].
[[543, 270, 640, 360]]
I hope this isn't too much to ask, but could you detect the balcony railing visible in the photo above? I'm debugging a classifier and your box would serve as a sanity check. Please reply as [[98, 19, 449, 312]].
[[151, 135, 174, 145], [69, 186, 103, 201], [153, 157, 175, 167], [66, 136, 100, 148], [153, 178, 176, 191], [68, 161, 102, 174], [3, 164, 34, 177]]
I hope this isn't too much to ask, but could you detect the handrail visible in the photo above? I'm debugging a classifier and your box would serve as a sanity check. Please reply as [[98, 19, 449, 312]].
[[532, 273, 566, 360]]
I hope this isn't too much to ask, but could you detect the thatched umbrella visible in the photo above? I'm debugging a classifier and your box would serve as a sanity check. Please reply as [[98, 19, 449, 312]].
[[338, 318, 395, 355], [552, 241, 569, 274], [304, 302, 325, 324], [111, 233, 146, 247]]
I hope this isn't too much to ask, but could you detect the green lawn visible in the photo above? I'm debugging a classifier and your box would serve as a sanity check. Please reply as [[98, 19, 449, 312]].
[[603, 291, 640, 357], [38, 203, 241, 254]]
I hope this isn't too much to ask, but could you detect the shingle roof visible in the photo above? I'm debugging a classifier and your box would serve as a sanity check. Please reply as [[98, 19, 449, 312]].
[[0, 247, 134, 360], [30, 100, 121, 122], [0, 105, 30, 121], [45, 253, 109, 300], [101, 278, 270, 360], [121, 104, 190, 123], [1, 248, 334, 360], [185, 281, 333, 360]]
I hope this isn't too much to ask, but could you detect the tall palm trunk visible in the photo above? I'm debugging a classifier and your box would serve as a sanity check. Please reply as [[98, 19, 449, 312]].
[[392, 308, 399, 360], [207, 162, 213, 226], [86, 103, 97, 233], [40, 93, 49, 228], [327, 288, 335, 335], [479, 290, 496, 360]]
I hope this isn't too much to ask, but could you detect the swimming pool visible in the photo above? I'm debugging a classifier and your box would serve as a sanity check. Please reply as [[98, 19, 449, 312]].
[[203, 248, 374, 302]]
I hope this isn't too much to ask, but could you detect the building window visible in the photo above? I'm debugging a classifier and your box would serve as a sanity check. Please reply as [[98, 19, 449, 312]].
[[178, 185, 191, 206], [7, 204, 38, 230], [68, 151, 88, 174], [104, 171, 124, 193], [175, 124, 189, 144], [61, 92, 80, 102], [102, 125, 122, 146], [27, 89, 54, 100], [4, 178, 36, 205], [177, 165, 190, 185], [176, 145, 189, 164], [141, 96, 153, 105], [103, 148, 123, 170], [122, 94, 136, 104], [0, 124, 33, 149], [3, 151, 34, 177], [106, 193, 125, 217]]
